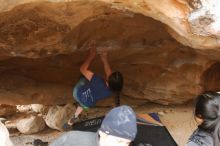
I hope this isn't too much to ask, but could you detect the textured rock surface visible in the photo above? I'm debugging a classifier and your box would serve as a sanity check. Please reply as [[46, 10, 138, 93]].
[[45, 104, 75, 131], [0, 105, 17, 117], [0, 0, 220, 49], [0, 0, 219, 105], [16, 115, 46, 134], [188, 0, 220, 38], [31, 104, 48, 113], [16, 105, 32, 113]]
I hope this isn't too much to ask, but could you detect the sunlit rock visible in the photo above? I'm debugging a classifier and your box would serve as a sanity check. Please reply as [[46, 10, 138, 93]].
[[45, 104, 75, 131], [16, 115, 46, 134]]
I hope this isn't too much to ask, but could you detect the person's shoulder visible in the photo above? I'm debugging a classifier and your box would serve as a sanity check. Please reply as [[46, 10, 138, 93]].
[[91, 74, 105, 83], [50, 131, 98, 146], [92, 74, 103, 79], [65, 131, 97, 139], [186, 141, 201, 146], [186, 129, 213, 146]]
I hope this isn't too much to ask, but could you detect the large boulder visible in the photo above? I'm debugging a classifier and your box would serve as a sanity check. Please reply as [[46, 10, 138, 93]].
[[16, 115, 46, 134], [45, 104, 75, 131]]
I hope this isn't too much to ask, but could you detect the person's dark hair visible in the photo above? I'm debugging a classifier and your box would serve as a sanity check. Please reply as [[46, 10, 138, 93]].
[[195, 91, 220, 146], [108, 71, 123, 107]]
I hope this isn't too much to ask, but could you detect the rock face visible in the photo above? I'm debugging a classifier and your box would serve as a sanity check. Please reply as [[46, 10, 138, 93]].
[[0, 0, 219, 105], [0, 121, 13, 146], [0, 105, 17, 117], [45, 104, 75, 131], [188, 0, 220, 39], [0, 0, 219, 51], [16, 115, 46, 134]]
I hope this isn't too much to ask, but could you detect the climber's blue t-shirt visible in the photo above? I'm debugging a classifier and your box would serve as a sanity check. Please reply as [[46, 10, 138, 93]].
[[76, 74, 112, 107]]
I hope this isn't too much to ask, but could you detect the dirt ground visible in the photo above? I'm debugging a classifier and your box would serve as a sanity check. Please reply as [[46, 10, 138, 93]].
[[10, 102, 197, 146]]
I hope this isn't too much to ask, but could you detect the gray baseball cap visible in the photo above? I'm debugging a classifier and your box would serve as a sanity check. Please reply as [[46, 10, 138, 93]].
[[100, 105, 137, 141]]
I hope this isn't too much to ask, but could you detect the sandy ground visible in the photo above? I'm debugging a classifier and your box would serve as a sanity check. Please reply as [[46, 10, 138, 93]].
[[10, 102, 197, 146]]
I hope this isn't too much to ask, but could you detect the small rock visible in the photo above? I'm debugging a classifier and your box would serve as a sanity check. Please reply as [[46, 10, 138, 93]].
[[164, 109, 170, 114], [158, 111, 165, 116], [33, 139, 48, 146], [16, 105, 32, 113]]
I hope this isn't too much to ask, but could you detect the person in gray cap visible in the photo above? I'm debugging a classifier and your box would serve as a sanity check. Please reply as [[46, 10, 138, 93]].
[[50, 105, 137, 146]]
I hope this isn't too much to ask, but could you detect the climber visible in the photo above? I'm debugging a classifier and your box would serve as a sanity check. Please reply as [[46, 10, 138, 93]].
[[63, 40, 123, 130]]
